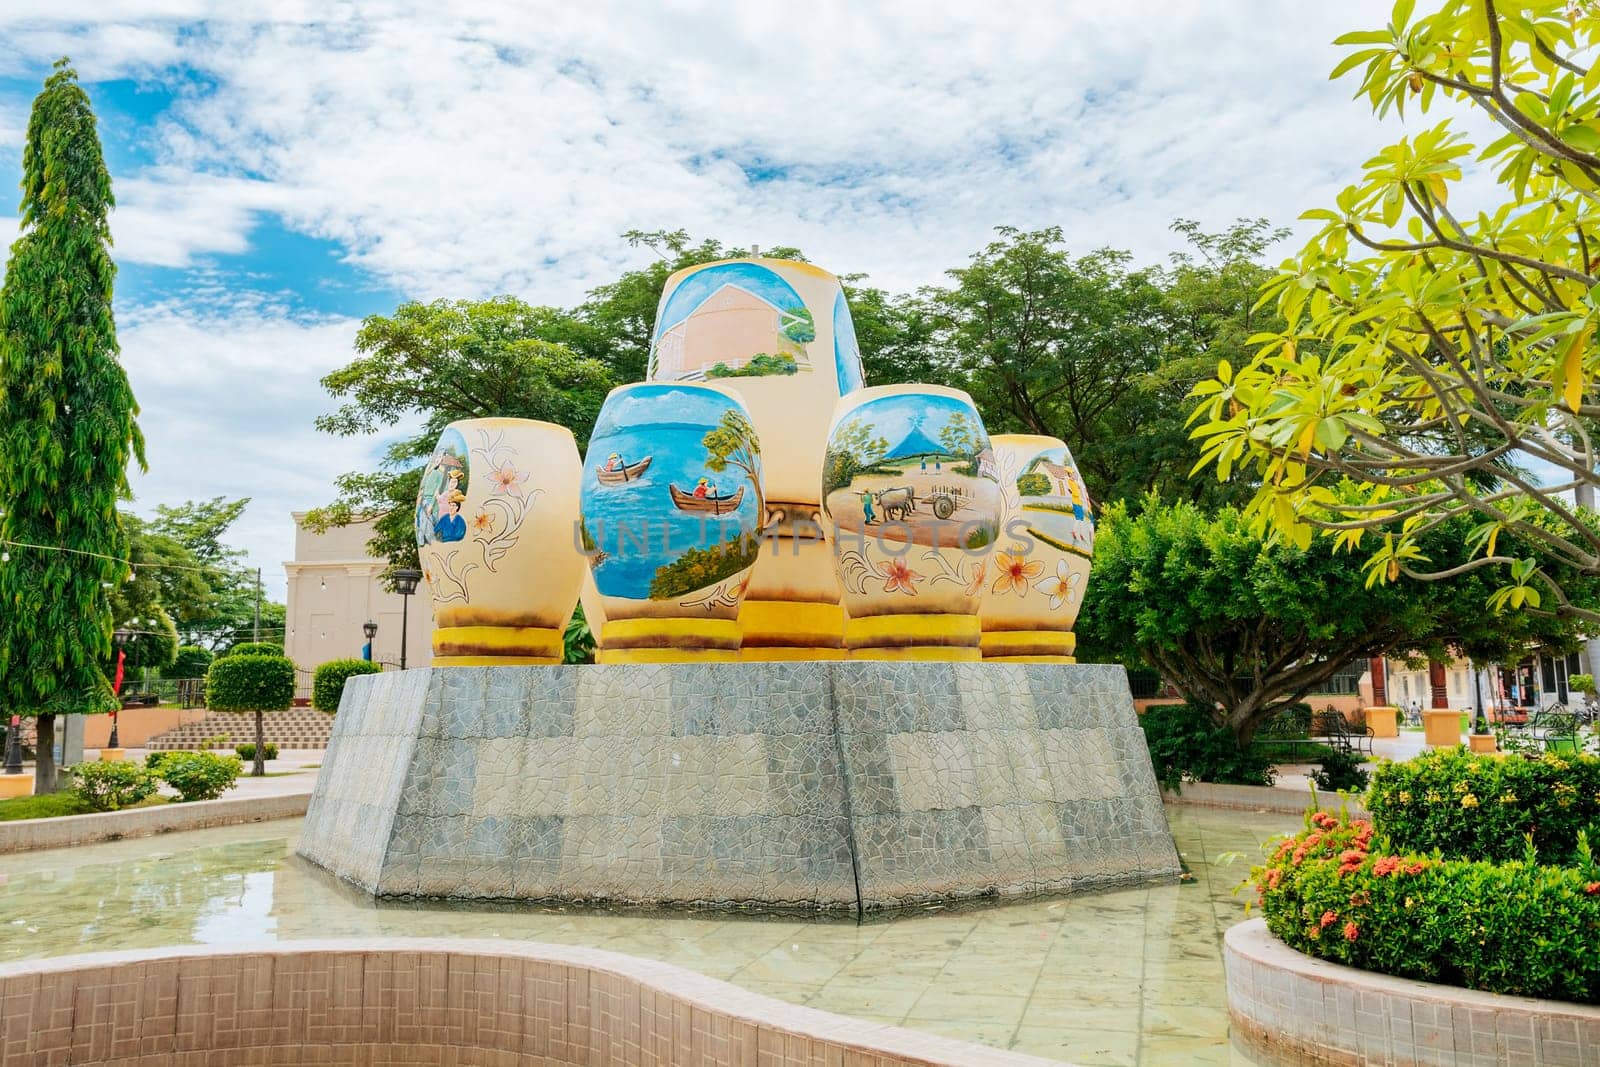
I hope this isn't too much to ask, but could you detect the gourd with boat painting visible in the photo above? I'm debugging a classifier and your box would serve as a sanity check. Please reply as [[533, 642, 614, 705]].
[[578, 381, 765, 662]]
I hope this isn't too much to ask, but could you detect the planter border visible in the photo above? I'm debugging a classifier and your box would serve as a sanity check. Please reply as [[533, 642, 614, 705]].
[[0, 938, 1061, 1067], [1162, 781, 1369, 819], [0, 791, 309, 854], [1224, 918, 1600, 1066]]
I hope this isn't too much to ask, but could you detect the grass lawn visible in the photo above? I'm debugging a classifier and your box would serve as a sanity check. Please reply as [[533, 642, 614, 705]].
[[0, 791, 168, 822]]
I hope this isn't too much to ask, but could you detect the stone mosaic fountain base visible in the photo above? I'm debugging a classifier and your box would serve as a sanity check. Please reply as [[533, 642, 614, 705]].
[[296, 662, 1179, 913]]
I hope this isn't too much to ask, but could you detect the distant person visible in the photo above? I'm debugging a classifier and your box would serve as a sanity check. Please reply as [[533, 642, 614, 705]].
[[693, 477, 711, 499], [860, 489, 876, 524], [920, 456, 927, 472], [604, 452, 622, 472]]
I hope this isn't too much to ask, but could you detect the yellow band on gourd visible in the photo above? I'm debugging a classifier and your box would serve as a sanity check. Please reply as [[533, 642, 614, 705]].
[[432, 655, 561, 667], [601, 617, 742, 650], [844, 613, 981, 649], [741, 646, 848, 662], [983, 654, 1077, 664], [849, 645, 983, 662], [432, 625, 563, 659], [979, 630, 1077, 656], [739, 600, 845, 639], [597, 647, 742, 664]]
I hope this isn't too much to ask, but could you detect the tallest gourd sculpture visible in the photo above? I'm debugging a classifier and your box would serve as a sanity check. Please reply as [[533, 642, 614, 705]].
[[645, 259, 866, 659]]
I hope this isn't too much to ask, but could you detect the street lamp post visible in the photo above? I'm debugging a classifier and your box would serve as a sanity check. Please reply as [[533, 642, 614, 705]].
[[393, 569, 422, 670], [362, 619, 378, 662], [3, 715, 21, 775], [110, 628, 131, 749]]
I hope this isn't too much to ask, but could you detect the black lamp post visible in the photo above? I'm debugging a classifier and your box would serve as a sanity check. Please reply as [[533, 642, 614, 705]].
[[394, 569, 422, 669], [110, 628, 131, 749], [3, 714, 20, 775], [362, 619, 378, 662]]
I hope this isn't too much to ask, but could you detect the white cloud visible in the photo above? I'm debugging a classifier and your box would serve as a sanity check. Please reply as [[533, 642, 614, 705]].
[[3, 0, 1518, 595], [117, 298, 364, 599]]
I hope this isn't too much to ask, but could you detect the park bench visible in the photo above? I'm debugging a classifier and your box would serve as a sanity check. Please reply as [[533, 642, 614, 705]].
[[1312, 709, 1375, 754], [1524, 705, 1581, 755], [1252, 706, 1317, 760]]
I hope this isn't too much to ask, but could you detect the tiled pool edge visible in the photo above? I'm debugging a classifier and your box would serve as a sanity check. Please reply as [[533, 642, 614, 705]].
[[1162, 782, 1368, 819], [0, 792, 310, 855], [0, 938, 1073, 1066], [1224, 918, 1600, 1066]]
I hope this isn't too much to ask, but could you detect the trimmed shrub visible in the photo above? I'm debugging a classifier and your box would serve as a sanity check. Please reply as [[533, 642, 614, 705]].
[[234, 742, 278, 762], [71, 761, 158, 812], [1139, 700, 1276, 789], [1368, 748, 1600, 865], [207, 653, 295, 777], [164, 645, 214, 679], [144, 751, 174, 771], [1250, 810, 1600, 1004], [1311, 747, 1370, 793], [312, 658, 381, 713], [156, 751, 241, 802], [219, 641, 286, 659]]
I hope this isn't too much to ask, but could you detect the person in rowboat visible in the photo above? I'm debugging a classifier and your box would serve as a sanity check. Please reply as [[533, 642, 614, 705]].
[[604, 452, 623, 472], [692, 477, 719, 499]]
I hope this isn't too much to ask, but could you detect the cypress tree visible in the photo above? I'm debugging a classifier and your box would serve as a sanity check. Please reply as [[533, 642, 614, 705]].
[[0, 59, 145, 791]]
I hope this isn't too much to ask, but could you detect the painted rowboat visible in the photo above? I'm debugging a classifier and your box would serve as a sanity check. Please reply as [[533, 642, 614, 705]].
[[595, 456, 653, 485], [668, 484, 745, 515]]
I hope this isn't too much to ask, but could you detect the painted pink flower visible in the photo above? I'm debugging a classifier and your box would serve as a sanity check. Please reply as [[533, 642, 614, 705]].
[[964, 560, 988, 597], [881, 558, 923, 596], [489, 460, 530, 498]]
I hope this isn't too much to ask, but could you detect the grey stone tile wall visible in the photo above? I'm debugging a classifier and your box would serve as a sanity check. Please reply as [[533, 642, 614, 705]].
[[298, 662, 1180, 912]]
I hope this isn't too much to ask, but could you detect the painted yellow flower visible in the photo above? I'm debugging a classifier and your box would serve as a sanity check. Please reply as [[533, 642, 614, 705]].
[[880, 558, 923, 596], [990, 549, 1043, 597], [489, 460, 530, 498], [1033, 559, 1080, 611], [470, 512, 495, 533]]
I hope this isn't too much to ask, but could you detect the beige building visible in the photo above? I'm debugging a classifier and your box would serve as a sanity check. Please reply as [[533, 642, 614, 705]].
[[284, 513, 432, 694]]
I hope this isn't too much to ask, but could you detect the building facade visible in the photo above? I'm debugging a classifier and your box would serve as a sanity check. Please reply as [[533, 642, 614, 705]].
[[284, 513, 431, 695]]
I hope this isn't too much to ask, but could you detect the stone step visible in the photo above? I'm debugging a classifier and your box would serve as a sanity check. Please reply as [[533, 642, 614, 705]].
[[144, 711, 334, 751]]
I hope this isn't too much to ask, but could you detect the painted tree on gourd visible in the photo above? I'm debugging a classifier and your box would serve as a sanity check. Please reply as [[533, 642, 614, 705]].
[[0, 60, 144, 792], [701, 409, 763, 517]]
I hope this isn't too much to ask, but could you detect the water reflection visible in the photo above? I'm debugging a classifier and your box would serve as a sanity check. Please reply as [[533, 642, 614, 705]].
[[0, 807, 1288, 1066]]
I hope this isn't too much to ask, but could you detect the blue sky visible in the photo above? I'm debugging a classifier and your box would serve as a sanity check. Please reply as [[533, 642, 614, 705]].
[[0, 1, 1418, 599]]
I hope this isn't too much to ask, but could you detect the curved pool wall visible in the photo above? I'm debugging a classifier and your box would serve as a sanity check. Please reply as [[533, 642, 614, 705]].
[[0, 939, 1064, 1066], [1225, 918, 1600, 1066], [296, 662, 1180, 911]]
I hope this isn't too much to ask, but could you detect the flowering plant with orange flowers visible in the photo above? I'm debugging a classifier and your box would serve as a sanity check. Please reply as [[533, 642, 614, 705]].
[[1249, 807, 1600, 1005]]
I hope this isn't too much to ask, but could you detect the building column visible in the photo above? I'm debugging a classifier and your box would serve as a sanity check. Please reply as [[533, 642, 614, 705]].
[[1428, 659, 1449, 708], [1369, 656, 1388, 705]]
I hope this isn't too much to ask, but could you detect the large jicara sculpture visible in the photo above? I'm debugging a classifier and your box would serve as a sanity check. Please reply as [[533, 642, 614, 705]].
[[298, 259, 1176, 913]]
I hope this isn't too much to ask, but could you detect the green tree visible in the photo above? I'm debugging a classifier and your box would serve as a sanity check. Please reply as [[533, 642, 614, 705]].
[[145, 498, 283, 651], [165, 645, 214, 680], [1079, 496, 1590, 744], [1190, 0, 1600, 622], [0, 61, 145, 792], [309, 297, 615, 569], [205, 652, 295, 777], [701, 409, 764, 516]]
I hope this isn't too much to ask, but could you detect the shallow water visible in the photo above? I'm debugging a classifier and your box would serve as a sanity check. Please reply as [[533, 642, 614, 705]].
[[0, 804, 1293, 1066]]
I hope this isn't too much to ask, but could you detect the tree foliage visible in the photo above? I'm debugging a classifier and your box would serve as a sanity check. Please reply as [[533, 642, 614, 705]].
[[1191, 0, 1600, 623], [1079, 496, 1590, 742], [0, 61, 144, 791]]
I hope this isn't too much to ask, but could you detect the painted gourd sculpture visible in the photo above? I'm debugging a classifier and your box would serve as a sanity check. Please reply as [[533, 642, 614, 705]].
[[579, 382, 765, 662], [821, 385, 1003, 660], [646, 258, 865, 660], [978, 435, 1094, 662], [415, 418, 584, 665]]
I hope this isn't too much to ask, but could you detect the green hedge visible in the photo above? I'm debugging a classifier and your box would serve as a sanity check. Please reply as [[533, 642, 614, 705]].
[[1251, 810, 1600, 1004], [157, 752, 241, 801], [164, 645, 214, 679], [1368, 748, 1600, 865], [312, 658, 381, 713], [206, 654, 295, 713], [71, 761, 158, 812], [1138, 700, 1276, 788], [219, 641, 286, 659], [234, 742, 278, 762]]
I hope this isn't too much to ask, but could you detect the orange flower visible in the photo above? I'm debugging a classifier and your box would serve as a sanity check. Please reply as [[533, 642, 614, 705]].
[[1343, 921, 1360, 942], [964, 560, 988, 596], [880, 558, 923, 596], [989, 550, 1043, 597], [470, 512, 495, 533], [1319, 910, 1338, 929], [1585, 882, 1600, 895]]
